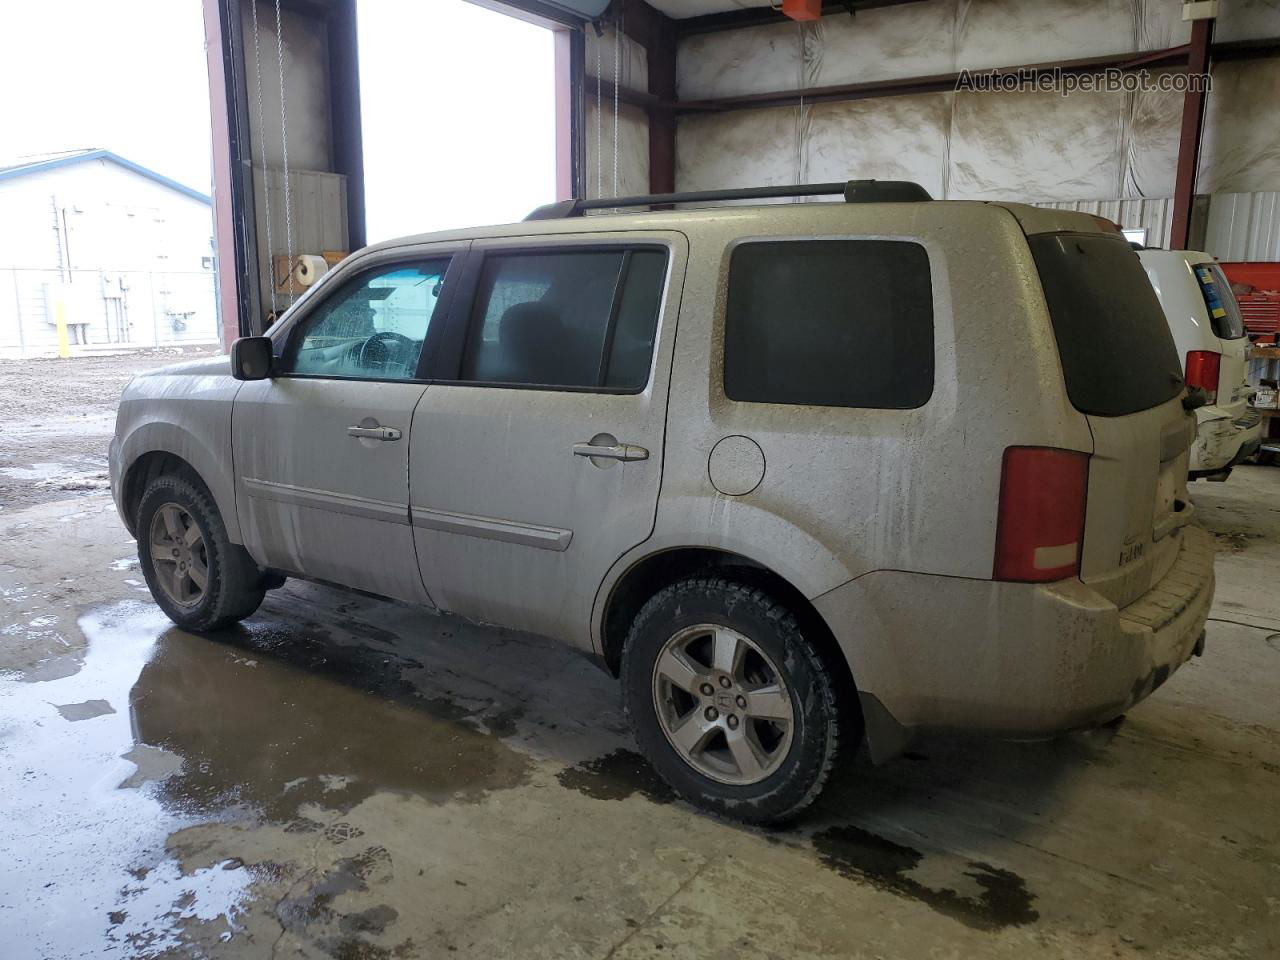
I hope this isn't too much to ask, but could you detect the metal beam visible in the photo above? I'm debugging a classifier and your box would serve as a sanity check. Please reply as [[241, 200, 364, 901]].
[[1209, 35, 1280, 62], [673, 45, 1196, 113], [203, 0, 261, 342], [642, 7, 677, 194], [555, 31, 577, 199], [677, 0, 922, 36], [466, 0, 585, 29], [582, 75, 661, 110], [327, 0, 366, 251], [1171, 17, 1214, 251]]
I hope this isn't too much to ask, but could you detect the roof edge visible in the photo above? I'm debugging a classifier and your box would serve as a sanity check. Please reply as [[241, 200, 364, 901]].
[[0, 149, 210, 204]]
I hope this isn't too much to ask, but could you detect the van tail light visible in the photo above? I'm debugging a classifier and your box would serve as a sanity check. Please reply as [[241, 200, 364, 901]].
[[1184, 350, 1220, 404], [993, 447, 1090, 583]]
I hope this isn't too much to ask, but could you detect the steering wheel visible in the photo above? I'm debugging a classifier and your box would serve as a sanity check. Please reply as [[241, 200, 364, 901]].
[[358, 330, 415, 371]]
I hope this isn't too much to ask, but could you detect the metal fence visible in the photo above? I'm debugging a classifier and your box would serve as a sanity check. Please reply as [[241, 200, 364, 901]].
[[0, 267, 219, 358]]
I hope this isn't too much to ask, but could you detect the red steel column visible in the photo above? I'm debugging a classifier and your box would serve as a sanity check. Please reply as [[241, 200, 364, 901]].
[[647, 25, 677, 194], [1170, 16, 1214, 250], [202, 0, 241, 348]]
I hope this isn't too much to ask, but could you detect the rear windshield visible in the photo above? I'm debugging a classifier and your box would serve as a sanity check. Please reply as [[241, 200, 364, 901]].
[[1192, 262, 1246, 340], [1029, 233, 1183, 417]]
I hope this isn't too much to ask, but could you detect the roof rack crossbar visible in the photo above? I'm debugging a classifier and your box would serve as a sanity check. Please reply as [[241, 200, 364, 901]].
[[524, 179, 930, 221]]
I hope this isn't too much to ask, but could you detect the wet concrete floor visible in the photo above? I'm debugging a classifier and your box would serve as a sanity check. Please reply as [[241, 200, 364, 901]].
[[2, 471, 1279, 959]]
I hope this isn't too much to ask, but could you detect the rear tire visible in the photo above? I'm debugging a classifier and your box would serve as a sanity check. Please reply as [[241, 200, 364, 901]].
[[136, 474, 265, 632], [621, 577, 845, 824]]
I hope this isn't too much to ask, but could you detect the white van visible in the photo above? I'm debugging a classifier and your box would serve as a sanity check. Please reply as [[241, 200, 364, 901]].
[[1139, 249, 1262, 479]]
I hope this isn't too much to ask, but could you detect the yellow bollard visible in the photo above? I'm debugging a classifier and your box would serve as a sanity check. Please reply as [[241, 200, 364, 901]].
[[54, 298, 70, 358]]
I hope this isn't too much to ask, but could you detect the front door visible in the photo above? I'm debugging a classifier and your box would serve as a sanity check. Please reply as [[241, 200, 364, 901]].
[[409, 233, 686, 644], [233, 248, 462, 603]]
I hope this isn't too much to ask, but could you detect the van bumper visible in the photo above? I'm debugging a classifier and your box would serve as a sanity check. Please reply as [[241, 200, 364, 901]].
[[814, 526, 1215, 761], [1190, 407, 1263, 473]]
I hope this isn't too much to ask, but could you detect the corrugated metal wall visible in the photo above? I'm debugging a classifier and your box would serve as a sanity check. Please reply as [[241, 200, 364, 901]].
[[1033, 197, 1174, 248], [1205, 192, 1280, 261], [251, 167, 348, 316]]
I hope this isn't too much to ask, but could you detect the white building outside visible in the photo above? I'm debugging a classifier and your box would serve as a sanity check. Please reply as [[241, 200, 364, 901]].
[[0, 149, 218, 357]]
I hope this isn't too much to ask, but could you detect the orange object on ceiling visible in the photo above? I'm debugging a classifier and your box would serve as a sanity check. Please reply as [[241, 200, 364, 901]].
[[782, 0, 823, 21]]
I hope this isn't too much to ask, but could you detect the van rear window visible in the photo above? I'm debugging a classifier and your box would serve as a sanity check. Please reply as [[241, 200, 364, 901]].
[[1193, 262, 1246, 340], [1029, 233, 1183, 417]]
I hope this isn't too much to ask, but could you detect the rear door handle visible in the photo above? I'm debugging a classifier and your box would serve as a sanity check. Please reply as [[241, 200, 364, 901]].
[[347, 425, 402, 441], [573, 440, 648, 461]]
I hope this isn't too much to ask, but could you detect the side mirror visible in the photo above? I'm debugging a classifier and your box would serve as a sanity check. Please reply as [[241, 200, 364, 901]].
[[231, 336, 274, 381]]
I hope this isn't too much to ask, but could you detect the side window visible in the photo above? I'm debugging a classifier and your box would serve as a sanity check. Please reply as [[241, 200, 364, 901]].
[[283, 258, 451, 380], [1193, 263, 1246, 340], [459, 248, 667, 391], [724, 240, 933, 409]]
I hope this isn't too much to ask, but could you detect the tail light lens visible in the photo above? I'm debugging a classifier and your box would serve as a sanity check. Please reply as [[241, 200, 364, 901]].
[[994, 447, 1090, 583], [1184, 350, 1220, 404]]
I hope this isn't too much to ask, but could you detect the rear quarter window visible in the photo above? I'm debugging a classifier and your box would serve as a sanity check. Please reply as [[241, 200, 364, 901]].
[[1193, 262, 1246, 340], [724, 239, 933, 409], [1029, 233, 1183, 417]]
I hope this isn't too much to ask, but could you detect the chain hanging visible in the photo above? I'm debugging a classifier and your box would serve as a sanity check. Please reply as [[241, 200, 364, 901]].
[[595, 33, 603, 200], [273, 0, 295, 300], [613, 15, 621, 200]]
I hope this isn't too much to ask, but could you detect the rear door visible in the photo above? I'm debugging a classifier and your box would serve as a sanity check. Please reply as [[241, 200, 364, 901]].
[[233, 244, 464, 603], [1029, 232, 1194, 607], [408, 231, 686, 645]]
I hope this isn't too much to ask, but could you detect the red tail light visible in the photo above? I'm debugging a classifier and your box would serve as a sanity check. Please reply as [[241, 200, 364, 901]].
[[994, 447, 1090, 583], [1184, 350, 1220, 404]]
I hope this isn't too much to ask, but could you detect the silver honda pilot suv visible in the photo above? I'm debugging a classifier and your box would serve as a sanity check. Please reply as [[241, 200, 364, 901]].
[[110, 181, 1215, 823]]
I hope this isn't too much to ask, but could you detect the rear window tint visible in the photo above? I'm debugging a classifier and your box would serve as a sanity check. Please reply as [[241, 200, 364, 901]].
[[1193, 262, 1246, 340], [1029, 233, 1183, 417], [724, 240, 933, 409]]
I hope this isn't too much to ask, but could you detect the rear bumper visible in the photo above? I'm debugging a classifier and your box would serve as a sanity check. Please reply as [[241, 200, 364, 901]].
[[1190, 407, 1263, 472], [814, 527, 1215, 760]]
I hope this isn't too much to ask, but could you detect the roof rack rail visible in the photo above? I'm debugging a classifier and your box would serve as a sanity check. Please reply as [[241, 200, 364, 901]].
[[524, 179, 931, 221]]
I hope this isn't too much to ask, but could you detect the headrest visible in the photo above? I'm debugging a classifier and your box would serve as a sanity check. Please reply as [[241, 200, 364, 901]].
[[499, 302, 561, 350]]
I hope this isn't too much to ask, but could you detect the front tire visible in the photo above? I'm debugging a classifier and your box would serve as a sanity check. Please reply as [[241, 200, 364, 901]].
[[621, 577, 846, 824], [136, 474, 265, 632]]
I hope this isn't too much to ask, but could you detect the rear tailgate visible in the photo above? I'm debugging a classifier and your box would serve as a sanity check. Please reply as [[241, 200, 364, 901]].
[[1029, 231, 1196, 608], [1081, 402, 1194, 606]]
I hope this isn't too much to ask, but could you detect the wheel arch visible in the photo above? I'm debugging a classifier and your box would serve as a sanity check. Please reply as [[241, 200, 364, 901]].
[[121, 450, 209, 536], [597, 546, 862, 738]]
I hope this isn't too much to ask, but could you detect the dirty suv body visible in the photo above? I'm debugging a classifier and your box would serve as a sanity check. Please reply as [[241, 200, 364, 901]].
[[110, 181, 1214, 823]]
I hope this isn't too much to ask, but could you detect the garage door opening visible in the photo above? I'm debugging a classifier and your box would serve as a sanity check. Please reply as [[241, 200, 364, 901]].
[[357, 0, 557, 243]]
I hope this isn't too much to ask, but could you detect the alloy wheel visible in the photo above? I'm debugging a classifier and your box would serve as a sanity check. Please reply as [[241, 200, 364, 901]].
[[148, 502, 209, 608], [651, 623, 795, 785]]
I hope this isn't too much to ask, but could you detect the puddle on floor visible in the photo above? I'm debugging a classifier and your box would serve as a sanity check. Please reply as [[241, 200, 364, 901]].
[[556, 748, 675, 805], [811, 824, 1040, 932], [0, 599, 534, 957]]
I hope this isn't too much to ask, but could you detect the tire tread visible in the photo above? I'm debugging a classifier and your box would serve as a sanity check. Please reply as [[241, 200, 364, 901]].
[[621, 575, 843, 824], [137, 474, 265, 632]]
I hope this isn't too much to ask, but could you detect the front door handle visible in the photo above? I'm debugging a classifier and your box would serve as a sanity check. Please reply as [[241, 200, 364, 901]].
[[573, 440, 648, 462], [347, 425, 402, 442]]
